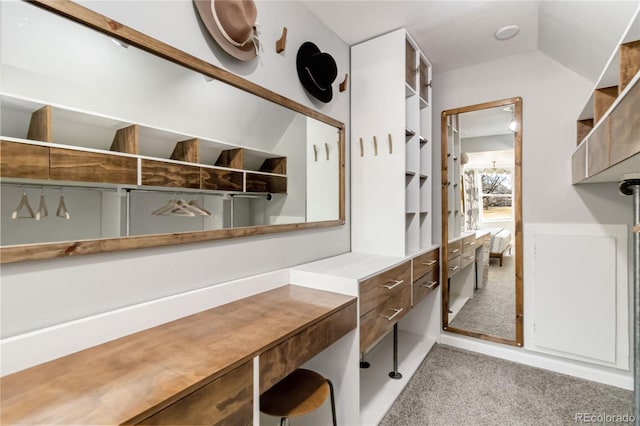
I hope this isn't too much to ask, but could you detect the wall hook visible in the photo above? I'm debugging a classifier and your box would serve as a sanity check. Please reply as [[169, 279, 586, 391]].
[[339, 74, 348, 92], [388, 133, 393, 154], [275, 27, 287, 53], [373, 136, 378, 156]]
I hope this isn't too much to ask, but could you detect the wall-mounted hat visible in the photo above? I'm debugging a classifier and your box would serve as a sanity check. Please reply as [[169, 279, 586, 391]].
[[193, 0, 259, 61], [296, 42, 337, 103]]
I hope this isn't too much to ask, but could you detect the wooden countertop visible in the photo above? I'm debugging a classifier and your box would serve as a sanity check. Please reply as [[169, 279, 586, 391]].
[[0, 285, 356, 425]]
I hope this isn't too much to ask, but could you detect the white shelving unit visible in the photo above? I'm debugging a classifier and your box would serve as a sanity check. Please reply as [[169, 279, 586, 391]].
[[351, 28, 433, 258], [445, 114, 463, 240]]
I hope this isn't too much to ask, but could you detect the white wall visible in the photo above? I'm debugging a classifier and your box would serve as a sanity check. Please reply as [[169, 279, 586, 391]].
[[433, 50, 633, 384], [0, 0, 351, 338]]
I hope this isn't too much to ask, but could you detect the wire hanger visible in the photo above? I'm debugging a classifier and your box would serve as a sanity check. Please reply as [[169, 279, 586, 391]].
[[12, 189, 35, 219], [56, 189, 71, 220], [35, 189, 48, 221]]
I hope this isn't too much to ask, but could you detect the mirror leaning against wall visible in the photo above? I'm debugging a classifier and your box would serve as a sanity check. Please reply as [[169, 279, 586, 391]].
[[441, 97, 523, 346], [0, 0, 345, 264]]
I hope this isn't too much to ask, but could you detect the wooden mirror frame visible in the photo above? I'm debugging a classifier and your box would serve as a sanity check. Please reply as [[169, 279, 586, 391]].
[[0, 0, 345, 264], [440, 96, 523, 346]]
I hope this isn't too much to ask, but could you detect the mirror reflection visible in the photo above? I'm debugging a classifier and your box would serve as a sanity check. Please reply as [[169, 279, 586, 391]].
[[442, 98, 522, 345], [0, 1, 341, 249]]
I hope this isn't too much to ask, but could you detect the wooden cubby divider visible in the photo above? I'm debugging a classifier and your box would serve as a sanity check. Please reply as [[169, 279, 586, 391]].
[[259, 157, 287, 174], [170, 138, 199, 163], [620, 40, 640, 93], [215, 148, 244, 169], [577, 119, 594, 145], [110, 124, 138, 154], [594, 86, 618, 123], [26, 105, 52, 143]]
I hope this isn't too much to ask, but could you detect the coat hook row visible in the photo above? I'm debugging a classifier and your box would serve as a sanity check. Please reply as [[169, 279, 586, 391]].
[[356, 134, 396, 157]]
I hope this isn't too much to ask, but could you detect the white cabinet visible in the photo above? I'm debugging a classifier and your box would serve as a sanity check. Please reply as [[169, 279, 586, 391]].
[[351, 29, 433, 257]]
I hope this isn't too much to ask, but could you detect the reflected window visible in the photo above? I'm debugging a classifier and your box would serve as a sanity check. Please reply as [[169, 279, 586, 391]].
[[480, 167, 512, 221]]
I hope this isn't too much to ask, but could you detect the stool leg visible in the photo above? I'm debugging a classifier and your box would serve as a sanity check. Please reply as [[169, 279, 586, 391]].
[[326, 379, 337, 426]]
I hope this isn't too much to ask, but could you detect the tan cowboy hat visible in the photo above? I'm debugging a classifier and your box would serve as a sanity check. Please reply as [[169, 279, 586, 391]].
[[193, 0, 259, 61]]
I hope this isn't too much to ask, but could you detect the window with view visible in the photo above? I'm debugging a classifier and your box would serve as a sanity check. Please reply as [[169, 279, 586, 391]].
[[480, 170, 512, 221]]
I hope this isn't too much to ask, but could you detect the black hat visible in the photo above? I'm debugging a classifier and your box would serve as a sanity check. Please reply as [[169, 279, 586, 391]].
[[296, 42, 338, 103]]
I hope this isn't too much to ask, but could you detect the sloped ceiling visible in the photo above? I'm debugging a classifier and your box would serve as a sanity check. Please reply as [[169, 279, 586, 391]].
[[301, 0, 639, 82]]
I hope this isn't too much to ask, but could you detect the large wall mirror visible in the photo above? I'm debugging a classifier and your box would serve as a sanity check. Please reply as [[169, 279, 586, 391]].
[[441, 97, 523, 346], [0, 0, 345, 263]]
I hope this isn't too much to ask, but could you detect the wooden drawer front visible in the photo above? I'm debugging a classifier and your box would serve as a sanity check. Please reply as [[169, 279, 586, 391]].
[[359, 261, 411, 316], [413, 268, 439, 307], [447, 239, 462, 260], [141, 159, 201, 189], [360, 286, 411, 351], [412, 249, 439, 282], [137, 361, 253, 426], [245, 173, 287, 193], [572, 143, 587, 183], [50, 148, 137, 184], [259, 301, 356, 394], [609, 80, 640, 167], [447, 255, 461, 277], [460, 250, 475, 270], [201, 168, 243, 191], [474, 235, 485, 248], [0, 141, 49, 179], [462, 234, 477, 250], [587, 118, 610, 176]]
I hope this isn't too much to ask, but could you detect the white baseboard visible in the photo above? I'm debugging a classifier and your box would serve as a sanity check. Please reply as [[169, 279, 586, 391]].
[[441, 332, 633, 390], [1, 269, 289, 376]]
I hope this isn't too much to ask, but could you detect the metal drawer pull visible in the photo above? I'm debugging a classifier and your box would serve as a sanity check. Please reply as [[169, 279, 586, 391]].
[[422, 260, 437, 266], [381, 279, 404, 290], [382, 308, 404, 321], [464, 256, 474, 260], [450, 248, 459, 254], [421, 281, 438, 289], [465, 241, 475, 246], [449, 265, 459, 271]]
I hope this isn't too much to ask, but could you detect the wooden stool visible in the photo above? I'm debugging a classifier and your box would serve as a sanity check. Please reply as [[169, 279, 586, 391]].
[[260, 368, 337, 426]]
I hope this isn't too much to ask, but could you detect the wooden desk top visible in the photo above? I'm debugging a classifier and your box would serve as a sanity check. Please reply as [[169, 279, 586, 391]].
[[0, 285, 356, 425]]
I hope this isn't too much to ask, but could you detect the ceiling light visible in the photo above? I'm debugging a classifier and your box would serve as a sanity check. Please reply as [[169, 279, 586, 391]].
[[494, 25, 520, 41]]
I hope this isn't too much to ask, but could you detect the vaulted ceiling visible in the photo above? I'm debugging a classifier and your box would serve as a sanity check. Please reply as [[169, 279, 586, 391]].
[[301, 0, 639, 82]]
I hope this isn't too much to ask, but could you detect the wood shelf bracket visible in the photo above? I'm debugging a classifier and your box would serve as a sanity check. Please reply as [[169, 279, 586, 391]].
[[27, 105, 52, 143], [339, 74, 348, 92], [170, 138, 199, 163], [275, 27, 287, 53], [110, 124, 139, 154]]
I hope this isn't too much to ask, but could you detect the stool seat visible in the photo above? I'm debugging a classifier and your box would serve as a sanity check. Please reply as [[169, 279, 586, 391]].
[[260, 369, 329, 418]]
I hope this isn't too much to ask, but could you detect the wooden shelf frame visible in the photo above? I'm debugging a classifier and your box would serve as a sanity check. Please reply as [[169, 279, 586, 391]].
[[572, 5, 640, 183], [0, 97, 288, 193]]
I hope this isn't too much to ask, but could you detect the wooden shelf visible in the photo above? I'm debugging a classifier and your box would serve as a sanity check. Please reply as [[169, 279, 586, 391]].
[[0, 95, 288, 194]]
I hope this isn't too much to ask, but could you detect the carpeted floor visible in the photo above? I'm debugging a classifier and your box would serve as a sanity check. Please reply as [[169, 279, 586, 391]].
[[379, 345, 633, 426], [449, 253, 515, 339]]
